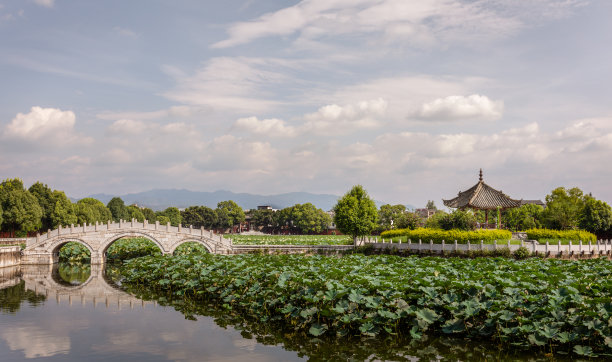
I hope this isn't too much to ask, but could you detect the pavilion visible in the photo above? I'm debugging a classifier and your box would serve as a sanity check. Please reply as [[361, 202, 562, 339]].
[[442, 169, 522, 228]]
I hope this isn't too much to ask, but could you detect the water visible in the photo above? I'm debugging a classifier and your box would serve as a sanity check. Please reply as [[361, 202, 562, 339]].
[[0, 264, 565, 361]]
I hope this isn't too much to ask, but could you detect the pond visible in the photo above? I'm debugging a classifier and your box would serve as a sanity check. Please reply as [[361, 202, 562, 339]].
[[0, 263, 569, 361]]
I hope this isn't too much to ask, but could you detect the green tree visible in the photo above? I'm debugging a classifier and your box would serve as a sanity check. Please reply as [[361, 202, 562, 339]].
[[50, 191, 77, 227], [288, 203, 331, 234], [75, 198, 112, 225], [333, 185, 378, 243], [107, 197, 129, 222], [437, 210, 477, 231], [395, 212, 420, 230], [250, 208, 276, 229], [579, 196, 612, 235], [426, 200, 437, 210], [424, 210, 448, 229], [181, 206, 217, 229], [0, 178, 43, 234], [126, 205, 145, 222], [28, 182, 55, 230], [542, 187, 586, 230], [156, 207, 182, 226], [141, 207, 156, 223], [215, 201, 245, 230], [378, 204, 407, 230], [503, 204, 543, 231]]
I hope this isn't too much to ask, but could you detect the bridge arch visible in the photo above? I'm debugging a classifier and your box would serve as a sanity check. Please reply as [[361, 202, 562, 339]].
[[100, 231, 167, 261], [48, 238, 96, 260], [168, 238, 214, 254]]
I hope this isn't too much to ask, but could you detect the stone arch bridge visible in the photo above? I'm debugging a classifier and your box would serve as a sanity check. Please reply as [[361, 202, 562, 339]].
[[22, 220, 232, 265]]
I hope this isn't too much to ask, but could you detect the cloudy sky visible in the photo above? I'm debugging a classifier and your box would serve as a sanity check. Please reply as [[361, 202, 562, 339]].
[[1, 0, 611, 207]]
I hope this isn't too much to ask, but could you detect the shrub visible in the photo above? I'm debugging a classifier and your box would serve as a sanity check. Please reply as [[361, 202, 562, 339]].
[[380, 228, 512, 244], [525, 229, 596, 243], [513, 246, 530, 260]]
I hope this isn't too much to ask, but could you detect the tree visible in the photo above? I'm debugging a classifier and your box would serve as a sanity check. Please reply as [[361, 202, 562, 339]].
[[50, 191, 77, 227], [0, 178, 43, 235], [126, 205, 145, 222], [215, 201, 245, 230], [542, 187, 586, 230], [395, 212, 420, 230], [156, 207, 182, 226], [107, 197, 129, 222], [378, 204, 407, 230], [250, 208, 276, 229], [289, 203, 331, 234], [181, 206, 217, 229], [333, 185, 378, 243], [437, 210, 477, 231], [426, 200, 437, 210], [579, 197, 612, 235], [75, 198, 112, 225], [141, 207, 156, 223], [503, 204, 543, 231], [28, 182, 55, 230]]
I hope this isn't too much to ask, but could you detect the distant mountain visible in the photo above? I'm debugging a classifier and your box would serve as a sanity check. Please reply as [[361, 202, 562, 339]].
[[83, 189, 415, 211]]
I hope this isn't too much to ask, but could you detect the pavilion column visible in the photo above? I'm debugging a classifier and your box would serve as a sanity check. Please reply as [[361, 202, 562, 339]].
[[485, 210, 489, 227]]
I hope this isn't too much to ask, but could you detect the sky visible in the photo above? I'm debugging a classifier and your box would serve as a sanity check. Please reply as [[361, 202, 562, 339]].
[[1, 0, 611, 208]]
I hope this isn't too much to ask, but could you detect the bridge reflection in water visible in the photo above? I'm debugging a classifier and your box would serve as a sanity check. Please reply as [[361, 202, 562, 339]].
[[15, 264, 155, 309]]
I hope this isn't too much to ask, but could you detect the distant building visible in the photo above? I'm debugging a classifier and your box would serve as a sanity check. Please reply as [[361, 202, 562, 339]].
[[415, 208, 436, 219]]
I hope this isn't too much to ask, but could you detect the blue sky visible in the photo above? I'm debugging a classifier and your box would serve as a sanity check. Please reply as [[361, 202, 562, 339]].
[[1, 0, 611, 207]]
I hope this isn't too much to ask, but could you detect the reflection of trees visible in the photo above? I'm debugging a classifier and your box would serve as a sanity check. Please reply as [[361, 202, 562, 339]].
[[122, 287, 552, 361], [52, 263, 91, 286], [0, 281, 46, 314]]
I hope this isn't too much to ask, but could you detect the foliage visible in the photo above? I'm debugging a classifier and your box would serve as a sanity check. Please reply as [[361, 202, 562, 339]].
[[181, 205, 218, 229], [215, 200, 245, 229], [28, 182, 55, 230], [579, 197, 612, 235], [156, 207, 182, 226], [75, 197, 112, 225], [126, 205, 145, 222], [50, 191, 77, 227], [231, 234, 353, 246], [173, 242, 209, 255], [107, 197, 129, 222], [425, 200, 437, 210], [542, 187, 586, 230], [381, 228, 512, 244], [276, 203, 331, 234], [249, 208, 276, 229], [525, 229, 596, 243], [378, 204, 406, 230], [121, 254, 612, 357], [437, 210, 477, 231], [141, 207, 156, 223], [333, 185, 378, 241], [424, 211, 447, 229], [106, 237, 162, 263], [512, 247, 530, 260], [503, 204, 543, 231], [0, 178, 43, 234], [58, 242, 91, 263]]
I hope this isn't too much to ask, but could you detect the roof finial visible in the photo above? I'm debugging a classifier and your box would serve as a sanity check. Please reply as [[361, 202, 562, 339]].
[[479, 168, 483, 182]]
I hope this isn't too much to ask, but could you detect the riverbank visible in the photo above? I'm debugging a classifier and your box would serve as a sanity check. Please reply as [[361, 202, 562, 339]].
[[0, 246, 21, 268]]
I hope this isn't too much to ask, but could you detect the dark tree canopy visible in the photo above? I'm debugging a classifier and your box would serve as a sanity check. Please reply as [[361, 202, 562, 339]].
[[378, 204, 407, 230], [579, 197, 612, 235], [156, 207, 182, 226], [333, 185, 378, 241], [75, 198, 112, 225], [0, 178, 43, 234], [542, 187, 586, 230], [215, 200, 245, 229], [181, 206, 218, 229], [107, 197, 129, 222]]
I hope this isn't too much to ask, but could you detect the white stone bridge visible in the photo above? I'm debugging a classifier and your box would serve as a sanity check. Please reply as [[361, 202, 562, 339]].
[[22, 220, 232, 265]]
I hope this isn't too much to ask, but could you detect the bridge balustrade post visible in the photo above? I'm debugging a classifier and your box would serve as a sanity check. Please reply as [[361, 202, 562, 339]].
[[58, 224, 62, 234], [178, 224, 182, 233], [155, 221, 159, 230], [119, 219, 123, 228], [189, 225, 192, 234], [210, 230, 213, 238], [167, 222, 170, 232], [131, 219, 134, 228], [71, 224, 74, 233], [47, 229, 51, 238], [36, 233, 40, 243], [144, 219, 148, 228], [201, 226, 204, 236], [107, 220, 110, 230], [83, 223, 86, 232], [95, 221, 98, 232]]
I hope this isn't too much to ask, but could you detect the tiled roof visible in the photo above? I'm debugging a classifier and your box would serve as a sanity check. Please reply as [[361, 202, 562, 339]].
[[443, 170, 522, 210]]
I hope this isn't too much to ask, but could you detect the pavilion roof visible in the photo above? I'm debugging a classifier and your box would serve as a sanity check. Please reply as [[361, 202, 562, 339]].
[[442, 170, 522, 210]]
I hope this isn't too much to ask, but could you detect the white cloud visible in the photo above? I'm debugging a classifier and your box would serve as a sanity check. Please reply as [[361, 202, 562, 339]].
[[302, 98, 387, 133], [233, 117, 297, 137], [107, 119, 146, 134], [1, 107, 88, 145], [33, 0, 54, 8], [113, 26, 139, 38], [213, 0, 584, 48], [416, 94, 504, 121]]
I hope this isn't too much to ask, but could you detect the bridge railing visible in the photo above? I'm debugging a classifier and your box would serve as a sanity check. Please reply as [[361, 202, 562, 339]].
[[26, 220, 229, 247]]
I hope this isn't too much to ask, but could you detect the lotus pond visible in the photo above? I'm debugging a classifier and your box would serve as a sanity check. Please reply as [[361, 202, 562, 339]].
[[229, 234, 353, 245], [120, 253, 612, 359]]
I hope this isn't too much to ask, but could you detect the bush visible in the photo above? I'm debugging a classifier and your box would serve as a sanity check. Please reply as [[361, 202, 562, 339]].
[[58, 242, 90, 263], [380, 228, 512, 244], [513, 246, 530, 260], [525, 229, 596, 243]]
